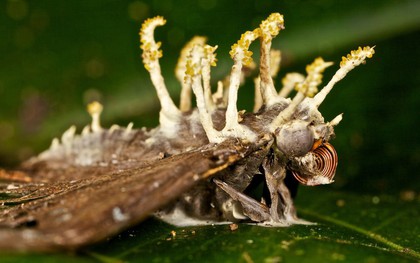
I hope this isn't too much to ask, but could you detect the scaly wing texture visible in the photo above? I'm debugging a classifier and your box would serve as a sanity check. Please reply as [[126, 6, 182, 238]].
[[0, 139, 262, 251]]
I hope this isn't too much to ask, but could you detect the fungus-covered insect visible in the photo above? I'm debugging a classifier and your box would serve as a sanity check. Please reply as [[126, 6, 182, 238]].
[[0, 13, 374, 251]]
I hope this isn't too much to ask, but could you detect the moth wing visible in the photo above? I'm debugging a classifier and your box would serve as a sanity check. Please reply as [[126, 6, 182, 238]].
[[0, 139, 253, 251]]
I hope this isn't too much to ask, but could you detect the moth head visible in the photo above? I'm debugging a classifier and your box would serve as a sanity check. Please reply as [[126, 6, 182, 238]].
[[274, 115, 341, 186], [275, 120, 314, 157]]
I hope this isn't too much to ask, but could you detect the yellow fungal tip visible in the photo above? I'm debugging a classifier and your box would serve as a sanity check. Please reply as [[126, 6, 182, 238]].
[[340, 46, 375, 68], [139, 16, 167, 70], [87, 101, 103, 116], [260, 13, 285, 40]]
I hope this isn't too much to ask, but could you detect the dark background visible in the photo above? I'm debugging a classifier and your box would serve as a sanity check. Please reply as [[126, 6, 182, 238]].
[[0, 0, 419, 195]]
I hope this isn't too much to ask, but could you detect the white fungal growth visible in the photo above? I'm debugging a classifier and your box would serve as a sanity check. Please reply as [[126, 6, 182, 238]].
[[202, 45, 218, 111], [269, 58, 333, 130], [61, 126, 76, 146], [109, 124, 120, 134], [185, 44, 219, 140], [112, 207, 130, 222], [329, 114, 343, 127], [155, 207, 227, 227], [254, 49, 283, 112], [270, 46, 374, 131], [258, 13, 285, 106], [225, 30, 260, 133], [278, 72, 305, 98], [124, 122, 134, 136], [81, 126, 90, 136], [50, 138, 60, 150], [295, 57, 334, 98], [176, 36, 207, 112], [306, 175, 334, 186], [210, 28, 261, 142], [87, 101, 103, 133], [140, 16, 181, 130], [212, 80, 225, 106], [269, 50, 282, 78], [312, 46, 375, 107]]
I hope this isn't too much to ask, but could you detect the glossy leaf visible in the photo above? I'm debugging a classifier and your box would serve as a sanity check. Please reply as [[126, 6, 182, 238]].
[[1, 188, 418, 262], [0, 0, 419, 262]]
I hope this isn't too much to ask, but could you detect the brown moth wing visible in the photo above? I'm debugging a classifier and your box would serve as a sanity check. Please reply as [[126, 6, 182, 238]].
[[0, 138, 268, 252]]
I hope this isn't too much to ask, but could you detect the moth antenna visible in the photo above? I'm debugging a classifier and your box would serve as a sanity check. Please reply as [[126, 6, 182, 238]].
[[87, 101, 103, 133], [270, 58, 333, 130], [225, 29, 259, 130], [278, 72, 305, 98], [176, 36, 207, 112], [186, 44, 219, 140], [258, 13, 284, 106], [312, 46, 375, 108], [139, 16, 181, 125]]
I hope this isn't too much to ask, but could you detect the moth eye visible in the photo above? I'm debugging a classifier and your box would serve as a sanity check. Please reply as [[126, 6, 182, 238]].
[[291, 142, 338, 186], [275, 120, 314, 157]]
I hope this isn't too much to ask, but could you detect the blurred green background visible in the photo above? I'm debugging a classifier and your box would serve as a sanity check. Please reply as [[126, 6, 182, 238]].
[[1, 0, 419, 194], [1, 0, 420, 262]]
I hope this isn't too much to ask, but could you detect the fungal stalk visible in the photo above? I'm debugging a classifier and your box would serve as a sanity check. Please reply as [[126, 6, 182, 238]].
[[258, 13, 285, 106], [140, 17, 181, 131], [312, 46, 375, 107], [175, 36, 207, 112], [224, 30, 259, 132], [87, 101, 103, 133], [270, 57, 333, 129], [278, 73, 305, 98], [254, 49, 282, 112], [184, 44, 219, 139]]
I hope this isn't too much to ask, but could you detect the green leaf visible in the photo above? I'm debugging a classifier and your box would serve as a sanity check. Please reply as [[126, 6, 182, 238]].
[[88, 189, 419, 263], [2, 189, 418, 262]]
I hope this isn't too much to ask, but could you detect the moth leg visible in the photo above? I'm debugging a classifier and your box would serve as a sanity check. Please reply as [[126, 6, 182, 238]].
[[262, 154, 299, 223], [213, 179, 270, 222]]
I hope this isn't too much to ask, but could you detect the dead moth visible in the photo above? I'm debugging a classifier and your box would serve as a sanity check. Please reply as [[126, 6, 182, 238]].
[[0, 13, 374, 251]]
